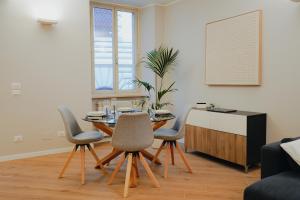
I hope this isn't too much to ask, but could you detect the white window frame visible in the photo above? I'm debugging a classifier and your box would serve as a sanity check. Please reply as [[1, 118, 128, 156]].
[[90, 2, 140, 97]]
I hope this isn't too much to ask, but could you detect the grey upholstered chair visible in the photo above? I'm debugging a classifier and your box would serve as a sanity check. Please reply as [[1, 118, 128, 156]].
[[152, 107, 193, 178], [108, 113, 160, 198], [58, 106, 106, 185]]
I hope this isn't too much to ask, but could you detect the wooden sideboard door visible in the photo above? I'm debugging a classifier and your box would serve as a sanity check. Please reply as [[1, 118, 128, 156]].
[[185, 125, 246, 167]]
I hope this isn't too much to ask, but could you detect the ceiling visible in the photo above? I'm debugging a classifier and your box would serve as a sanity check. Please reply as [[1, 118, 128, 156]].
[[95, 0, 178, 7]]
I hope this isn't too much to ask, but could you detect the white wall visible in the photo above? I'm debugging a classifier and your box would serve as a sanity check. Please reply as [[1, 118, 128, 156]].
[[1, 0, 298, 158], [140, 6, 175, 147], [140, 5, 166, 100], [140, 6, 157, 94], [163, 0, 300, 142], [0, 0, 92, 156]]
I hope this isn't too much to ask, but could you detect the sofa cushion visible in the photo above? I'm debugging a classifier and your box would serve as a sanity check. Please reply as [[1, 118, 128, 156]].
[[244, 171, 300, 200], [281, 138, 300, 171]]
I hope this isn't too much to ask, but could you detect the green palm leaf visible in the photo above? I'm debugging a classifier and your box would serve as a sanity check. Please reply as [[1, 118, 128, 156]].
[[157, 82, 177, 101], [154, 102, 174, 110], [143, 47, 179, 78], [138, 46, 179, 109], [132, 79, 154, 93]]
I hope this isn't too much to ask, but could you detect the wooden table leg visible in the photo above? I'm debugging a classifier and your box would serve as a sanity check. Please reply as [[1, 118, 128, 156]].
[[152, 121, 167, 131], [93, 120, 168, 168], [141, 150, 162, 165], [95, 148, 123, 169], [96, 148, 161, 168], [97, 149, 162, 167], [93, 122, 113, 136]]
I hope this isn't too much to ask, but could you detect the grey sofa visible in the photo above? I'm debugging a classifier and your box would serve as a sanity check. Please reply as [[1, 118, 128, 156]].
[[244, 141, 300, 200]]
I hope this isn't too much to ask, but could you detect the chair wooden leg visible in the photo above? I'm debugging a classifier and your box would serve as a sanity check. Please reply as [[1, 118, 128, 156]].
[[80, 145, 86, 185], [152, 141, 165, 165], [87, 144, 107, 175], [170, 143, 175, 166], [108, 154, 126, 185], [58, 145, 78, 178], [130, 157, 138, 188], [124, 153, 133, 198], [184, 141, 188, 153], [87, 144, 100, 162], [133, 156, 139, 178], [139, 153, 160, 188], [175, 141, 192, 173], [164, 143, 171, 178]]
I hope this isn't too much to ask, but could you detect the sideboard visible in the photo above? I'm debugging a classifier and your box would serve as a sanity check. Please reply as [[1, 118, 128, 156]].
[[185, 108, 266, 172]]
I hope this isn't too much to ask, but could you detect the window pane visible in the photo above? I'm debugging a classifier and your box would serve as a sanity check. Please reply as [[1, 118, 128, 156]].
[[93, 8, 114, 91], [117, 11, 135, 91]]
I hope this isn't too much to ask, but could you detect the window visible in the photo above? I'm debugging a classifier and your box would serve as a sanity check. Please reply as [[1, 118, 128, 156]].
[[91, 4, 138, 94]]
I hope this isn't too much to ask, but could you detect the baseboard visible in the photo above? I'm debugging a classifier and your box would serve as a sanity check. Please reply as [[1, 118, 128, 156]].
[[0, 146, 73, 162]]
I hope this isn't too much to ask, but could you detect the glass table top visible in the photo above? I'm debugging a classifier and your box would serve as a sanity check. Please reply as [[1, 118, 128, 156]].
[[83, 111, 175, 126]]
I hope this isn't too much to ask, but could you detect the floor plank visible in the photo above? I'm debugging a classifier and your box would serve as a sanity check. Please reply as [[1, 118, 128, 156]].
[[0, 143, 259, 200]]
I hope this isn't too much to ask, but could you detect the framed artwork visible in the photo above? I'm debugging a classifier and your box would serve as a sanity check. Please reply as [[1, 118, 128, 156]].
[[205, 10, 262, 86]]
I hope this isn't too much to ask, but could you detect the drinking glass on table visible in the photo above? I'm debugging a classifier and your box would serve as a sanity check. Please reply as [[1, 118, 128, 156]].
[[103, 99, 111, 116]]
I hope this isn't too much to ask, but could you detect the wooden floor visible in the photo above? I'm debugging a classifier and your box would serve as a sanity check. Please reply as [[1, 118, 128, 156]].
[[0, 143, 259, 200]]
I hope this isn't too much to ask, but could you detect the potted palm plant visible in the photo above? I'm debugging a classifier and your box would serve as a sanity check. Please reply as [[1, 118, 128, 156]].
[[134, 46, 179, 110]]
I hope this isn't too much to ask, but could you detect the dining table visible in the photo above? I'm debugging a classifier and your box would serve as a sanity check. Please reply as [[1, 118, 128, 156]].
[[83, 111, 175, 169]]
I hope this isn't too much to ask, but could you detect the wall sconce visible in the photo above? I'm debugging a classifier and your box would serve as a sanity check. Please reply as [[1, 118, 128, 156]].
[[32, 1, 61, 26], [37, 18, 58, 25]]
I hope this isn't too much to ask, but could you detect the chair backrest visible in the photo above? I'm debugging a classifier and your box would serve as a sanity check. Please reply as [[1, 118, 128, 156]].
[[172, 106, 192, 138], [58, 106, 82, 143], [112, 112, 153, 152]]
